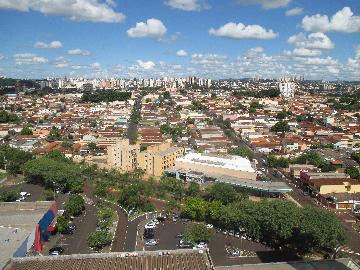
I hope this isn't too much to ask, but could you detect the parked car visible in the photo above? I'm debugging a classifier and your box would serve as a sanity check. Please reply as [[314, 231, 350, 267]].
[[49, 246, 64, 256], [15, 196, 25, 202], [176, 233, 184, 238], [157, 216, 166, 222], [20, 192, 31, 197], [181, 218, 190, 224], [152, 219, 160, 225], [194, 242, 207, 249], [206, 224, 213, 229], [145, 239, 158, 246], [68, 223, 76, 231], [144, 228, 155, 239], [145, 222, 157, 229], [178, 239, 193, 248], [172, 214, 179, 222]]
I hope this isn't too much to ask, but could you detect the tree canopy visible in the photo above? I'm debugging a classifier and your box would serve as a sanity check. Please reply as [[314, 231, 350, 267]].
[[0, 145, 34, 175], [184, 223, 212, 244], [0, 110, 19, 123], [82, 91, 131, 103], [22, 156, 83, 193], [181, 197, 346, 255], [271, 121, 290, 133], [228, 146, 253, 159]]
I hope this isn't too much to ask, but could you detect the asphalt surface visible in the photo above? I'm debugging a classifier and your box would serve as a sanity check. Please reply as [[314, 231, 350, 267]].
[[124, 215, 147, 251], [0, 182, 45, 201], [59, 203, 98, 255], [143, 219, 299, 266], [127, 96, 142, 142], [110, 204, 128, 252]]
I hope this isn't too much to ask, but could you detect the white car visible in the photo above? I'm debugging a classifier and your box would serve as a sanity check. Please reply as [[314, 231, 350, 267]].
[[206, 224, 213, 229], [151, 219, 159, 225], [145, 222, 157, 229], [20, 192, 31, 197], [145, 239, 158, 246], [194, 242, 207, 249]]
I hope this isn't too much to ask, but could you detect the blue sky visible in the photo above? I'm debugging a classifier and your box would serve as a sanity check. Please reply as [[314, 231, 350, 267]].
[[0, 0, 359, 80]]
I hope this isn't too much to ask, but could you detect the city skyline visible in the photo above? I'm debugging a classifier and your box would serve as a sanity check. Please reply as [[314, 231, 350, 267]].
[[0, 0, 359, 80]]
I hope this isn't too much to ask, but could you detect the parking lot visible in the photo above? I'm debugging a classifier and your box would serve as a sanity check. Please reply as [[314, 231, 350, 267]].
[[142, 218, 299, 266]]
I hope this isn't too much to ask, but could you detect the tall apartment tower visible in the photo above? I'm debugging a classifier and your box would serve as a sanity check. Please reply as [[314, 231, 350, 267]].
[[279, 78, 295, 98], [107, 139, 140, 172]]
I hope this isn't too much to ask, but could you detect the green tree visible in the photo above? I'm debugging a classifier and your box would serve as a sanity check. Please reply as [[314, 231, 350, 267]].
[[0, 145, 34, 175], [0, 110, 19, 123], [165, 198, 180, 214], [296, 207, 346, 254], [271, 121, 290, 133], [228, 146, 254, 159], [20, 126, 33, 135], [160, 124, 172, 134], [159, 176, 185, 201], [45, 150, 70, 163], [56, 216, 69, 234], [345, 166, 360, 179], [205, 183, 238, 205], [182, 196, 208, 221], [187, 182, 201, 197], [0, 189, 19, 202], [276, 110, 292, 120], [206, 201, 224, 226], [351, 152, 360, 163], [184, 223, 212, 244], [47, 126, 62, 141], [87, 231, 112, 251], [88, 142, 98, 152], [22, 157, 83, 192], [267, 155, 291, 168], [65, 195, 85, 217]]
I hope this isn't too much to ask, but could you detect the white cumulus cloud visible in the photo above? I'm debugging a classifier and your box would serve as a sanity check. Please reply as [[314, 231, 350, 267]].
[[34, 40, 62, 48], [292, 48, 321, 57], [67, 49, 90, 56], [237, 0, 291, 9], [294, 56, 337, 65], [14, 53, 48, 65], [285, 7, 303, 16], [164, 0, 209, 11], [127, 18, 167, 38], [209, 22, 278, 39], [288, 32, 334, 50], [0, 0, 125, 23], [137, 60, 156, 70], [302, 7, 360, 33], [176, 49, 188, 57], [90, 62, 101, 69]]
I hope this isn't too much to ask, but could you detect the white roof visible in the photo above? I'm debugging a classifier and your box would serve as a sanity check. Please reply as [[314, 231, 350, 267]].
[[177, 153, 255, 173]]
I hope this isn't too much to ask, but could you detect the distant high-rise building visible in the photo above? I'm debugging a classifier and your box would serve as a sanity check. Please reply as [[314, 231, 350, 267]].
[[279, 78, 295, 98]]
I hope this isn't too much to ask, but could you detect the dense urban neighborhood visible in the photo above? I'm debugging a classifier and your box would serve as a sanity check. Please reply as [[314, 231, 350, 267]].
[[0, 76, 360, 269]]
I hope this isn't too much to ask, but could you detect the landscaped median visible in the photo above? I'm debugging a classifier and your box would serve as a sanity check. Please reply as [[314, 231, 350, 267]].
[[87, 203, 117, 252]]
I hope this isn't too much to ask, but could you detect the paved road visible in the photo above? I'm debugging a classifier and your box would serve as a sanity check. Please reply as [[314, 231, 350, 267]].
[[60, 203, 98, 255], [110, 205, 128, 252], [124, 215, 147, 251], [127, 96, 142, 142]]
